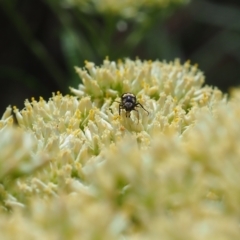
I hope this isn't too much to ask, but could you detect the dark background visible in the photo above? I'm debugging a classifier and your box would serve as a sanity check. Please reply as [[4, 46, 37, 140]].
[[1, 0, 240, 115]]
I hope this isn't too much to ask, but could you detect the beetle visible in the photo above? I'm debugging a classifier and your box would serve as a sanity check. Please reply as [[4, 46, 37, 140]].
[[117, 93, 149, 122]]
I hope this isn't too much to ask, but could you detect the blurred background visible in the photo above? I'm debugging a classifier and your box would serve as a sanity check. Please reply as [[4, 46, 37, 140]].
[[0, 0, 240, 114]]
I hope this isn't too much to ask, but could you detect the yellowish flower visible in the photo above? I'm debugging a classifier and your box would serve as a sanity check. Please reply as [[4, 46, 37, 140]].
[[10, 59, 225, 198], [0, 106, 13, 129], [1, 58, 240, 239], [62, 0, 189, 19]]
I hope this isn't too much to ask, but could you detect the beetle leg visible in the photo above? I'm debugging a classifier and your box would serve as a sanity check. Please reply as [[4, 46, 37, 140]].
[[136, 103, 149, 115], [126, 111, 131, 118], [119, 104, 122, 116]]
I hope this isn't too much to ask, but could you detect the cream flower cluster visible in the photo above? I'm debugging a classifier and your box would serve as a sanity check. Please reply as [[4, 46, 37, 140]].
[[63, 0, 189, 19], [0, 58, 239, 239]]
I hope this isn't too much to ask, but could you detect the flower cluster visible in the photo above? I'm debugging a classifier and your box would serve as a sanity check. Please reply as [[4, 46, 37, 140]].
[[62, 0, 189, 19], [0, 58, 239, 239]]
